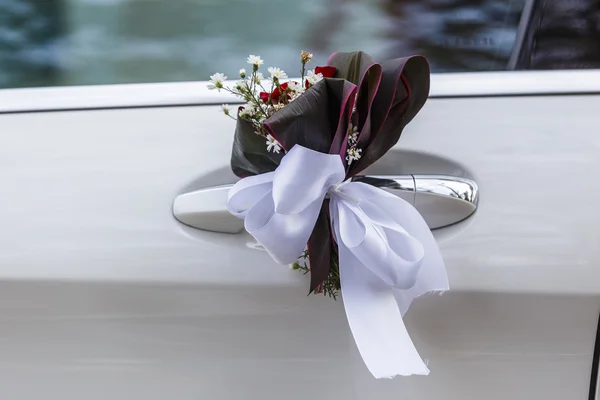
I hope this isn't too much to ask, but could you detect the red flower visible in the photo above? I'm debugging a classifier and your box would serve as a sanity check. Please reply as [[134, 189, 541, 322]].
[[259, 91, 270, 103], [260, 82, 290, 104], [260, 67, 337, 103], [305, 66, 337, 88], [315, 66, 336, 78]]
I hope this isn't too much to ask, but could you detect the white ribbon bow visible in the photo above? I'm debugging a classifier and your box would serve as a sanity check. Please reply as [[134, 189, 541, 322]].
[[227, 145, 449, 379]]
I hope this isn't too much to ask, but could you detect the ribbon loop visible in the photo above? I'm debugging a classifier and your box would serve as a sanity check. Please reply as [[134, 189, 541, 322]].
[[227, 144, 449, 379], [273, 145, 345, 214]]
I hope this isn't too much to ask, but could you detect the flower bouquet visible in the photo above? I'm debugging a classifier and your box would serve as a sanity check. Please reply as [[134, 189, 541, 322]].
[[209, 51, 449, 379]]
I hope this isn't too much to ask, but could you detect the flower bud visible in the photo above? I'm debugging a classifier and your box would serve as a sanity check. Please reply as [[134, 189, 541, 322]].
[[300, 50, 313, 64]]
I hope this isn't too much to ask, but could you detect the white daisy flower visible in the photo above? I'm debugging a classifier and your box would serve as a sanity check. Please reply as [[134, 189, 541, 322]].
[[267, 67, 288, 80], [305, 70, 323, 86], [348, 124, 359, 144], [253, 72, 264, 84], [288, 81, 304, 93], [207, 72, 227, 90], [266, 134, 282, 154], [247, 55, 264, 67], [288, 81, 305, 101], [346, 147, 362, 165], [234, 79, 246, 90], [221, 104, 232, 116], [239, 68, 246, 78], [239, 102, 256, 117]]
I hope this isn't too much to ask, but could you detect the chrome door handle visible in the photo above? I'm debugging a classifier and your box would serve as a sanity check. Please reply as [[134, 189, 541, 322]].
[[173, 175, 478, 233]]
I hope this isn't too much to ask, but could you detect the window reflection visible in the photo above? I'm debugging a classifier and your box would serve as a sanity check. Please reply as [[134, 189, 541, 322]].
[[512, 1, 600, 69], [1, 0, 598, 89], [0, 0, 64, 88]]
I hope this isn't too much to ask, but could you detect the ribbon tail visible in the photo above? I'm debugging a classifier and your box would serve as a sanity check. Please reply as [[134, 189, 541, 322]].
[[338, 244, 429, 379], [389, 198, 449, 316]]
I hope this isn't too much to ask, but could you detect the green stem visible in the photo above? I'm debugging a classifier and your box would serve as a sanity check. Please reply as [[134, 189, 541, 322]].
[[222, 87, 245, 100], [243, 81, 270, 120]]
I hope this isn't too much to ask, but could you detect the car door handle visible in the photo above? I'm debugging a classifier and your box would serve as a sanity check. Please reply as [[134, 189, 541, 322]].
[[173, 175, 478, 234]]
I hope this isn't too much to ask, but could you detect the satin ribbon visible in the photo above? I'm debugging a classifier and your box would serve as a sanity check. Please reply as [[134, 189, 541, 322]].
[[227, 145, 449, 379]]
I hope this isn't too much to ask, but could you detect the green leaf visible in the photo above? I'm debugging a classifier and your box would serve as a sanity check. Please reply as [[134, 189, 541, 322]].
[[327, 51, 379, 86], [307, 202, 332, 294], [349, 55, 430, 175], [230, 115, 283, 177], [262, 78, 356, 155], [327, 51, 382, 154]]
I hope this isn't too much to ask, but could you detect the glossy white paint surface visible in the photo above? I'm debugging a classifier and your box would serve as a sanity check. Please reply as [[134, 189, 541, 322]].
[[173, 185, 245, 234], [1, 96, 600, 293], [0, 283, 595, 399], [3, 69, 600, 113], [1, 85, 600, 398]]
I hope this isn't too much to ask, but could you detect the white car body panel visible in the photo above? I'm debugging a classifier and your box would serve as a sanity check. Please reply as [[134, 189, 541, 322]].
[[3, 69, 600, 112], [1, 71, 599, 399]]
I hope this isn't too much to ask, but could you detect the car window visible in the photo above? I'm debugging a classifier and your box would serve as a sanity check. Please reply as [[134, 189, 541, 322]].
[[0, 0, 592, 90], [511, 1, 600, 70]]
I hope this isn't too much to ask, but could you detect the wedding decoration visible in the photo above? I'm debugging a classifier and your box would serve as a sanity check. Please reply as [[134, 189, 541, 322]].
[[208, 50, 449, 379]]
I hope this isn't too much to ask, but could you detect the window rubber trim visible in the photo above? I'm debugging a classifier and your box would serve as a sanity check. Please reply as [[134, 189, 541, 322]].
[[589, 310, 600, 400]]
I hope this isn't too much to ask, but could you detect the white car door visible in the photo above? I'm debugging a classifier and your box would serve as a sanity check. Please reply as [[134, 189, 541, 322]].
[[2, 1, 600, 399], [2, 73, 600, 400]]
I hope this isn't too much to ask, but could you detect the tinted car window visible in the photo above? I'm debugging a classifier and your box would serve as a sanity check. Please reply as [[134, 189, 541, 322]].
[[511, 1, 600, 69], [0, 0, 593, 90]]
